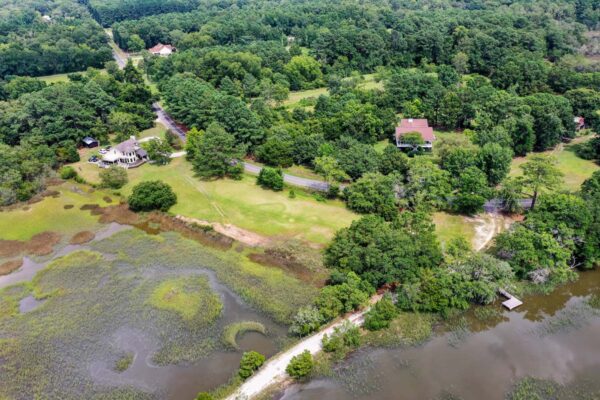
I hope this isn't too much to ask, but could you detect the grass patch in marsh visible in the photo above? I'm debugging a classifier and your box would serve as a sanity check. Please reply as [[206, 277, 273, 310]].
[[507, 376, 600, 400], [222, 321, 266, 349], [148, 276, 222, 325], [114, 353, 134, 372], [364, 312, 434, 348]]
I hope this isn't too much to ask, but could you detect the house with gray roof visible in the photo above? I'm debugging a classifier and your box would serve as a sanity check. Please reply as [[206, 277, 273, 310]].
[[102, 136, 148, 168]]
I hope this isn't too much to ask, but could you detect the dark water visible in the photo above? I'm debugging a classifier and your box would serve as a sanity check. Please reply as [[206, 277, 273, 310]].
[[281, 270, 600, 400], [89, 268, 286, 400], [0, 223, 130, 290]]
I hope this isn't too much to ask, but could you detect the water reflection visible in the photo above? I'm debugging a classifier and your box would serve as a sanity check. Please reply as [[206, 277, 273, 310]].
[[281, 269, 600, 400]]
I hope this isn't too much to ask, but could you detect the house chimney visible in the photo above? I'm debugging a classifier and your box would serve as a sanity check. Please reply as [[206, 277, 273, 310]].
[[408, 118, 413, 123]]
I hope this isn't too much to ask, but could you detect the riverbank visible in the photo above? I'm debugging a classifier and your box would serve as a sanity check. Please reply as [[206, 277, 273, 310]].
[[277, 269, 600, 400]]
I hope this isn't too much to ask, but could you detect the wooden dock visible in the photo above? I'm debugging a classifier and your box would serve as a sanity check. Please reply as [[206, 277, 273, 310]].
[[499, 289, 523, 310]]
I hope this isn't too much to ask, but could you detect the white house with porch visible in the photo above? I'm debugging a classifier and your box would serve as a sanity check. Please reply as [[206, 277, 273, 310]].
[[102, 137, 148, 168]]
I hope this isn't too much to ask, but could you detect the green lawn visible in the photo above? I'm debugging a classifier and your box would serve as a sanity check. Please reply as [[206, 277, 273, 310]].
[[433, 212, 477, 250], [36, 73, 71, 84], [283, 87, 328, 107], [77, 158, 357, 244], [510, 137, 600, 191], [0, 183, 114, 241], [138, 122, 167, 139], [36, 69, 107, 84]]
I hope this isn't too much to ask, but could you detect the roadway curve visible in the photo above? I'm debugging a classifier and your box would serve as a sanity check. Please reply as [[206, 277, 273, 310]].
[[151, 101, 331, 191]]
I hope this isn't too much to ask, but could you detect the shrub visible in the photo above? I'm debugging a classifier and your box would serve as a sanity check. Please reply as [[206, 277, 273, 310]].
[[289, 305, 322, 337], [257, 167, 284, 191], [99, 165, 128, 189], [196, 393, 214, 400], [289, 189, 296, 199], [238, 351, 266, 379], [322, 333, 344, 353], [327, 183, 340, 199], [363, 295, 398, 331], [286, 350, 313, 379], [59, 166, 78, 180], [128, 180, 177, 212]]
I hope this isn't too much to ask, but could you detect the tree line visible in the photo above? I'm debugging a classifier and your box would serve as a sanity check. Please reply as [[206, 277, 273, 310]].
[[0, 0, 112, 78]]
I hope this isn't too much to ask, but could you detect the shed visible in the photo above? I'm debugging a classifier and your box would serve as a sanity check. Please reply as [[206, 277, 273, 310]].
[[82, 137, 99, 148]]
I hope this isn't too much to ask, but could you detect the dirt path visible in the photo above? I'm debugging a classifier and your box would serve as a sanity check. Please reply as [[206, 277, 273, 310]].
[[226, 294, 381, 400], [175, 215, 271, 247]]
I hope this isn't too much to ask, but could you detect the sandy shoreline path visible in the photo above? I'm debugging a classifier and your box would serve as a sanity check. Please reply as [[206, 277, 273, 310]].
[[226, 295, 381, 400]]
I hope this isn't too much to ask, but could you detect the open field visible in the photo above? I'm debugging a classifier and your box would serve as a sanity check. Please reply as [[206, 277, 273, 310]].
[[74, 158, 357, 244], [510, 136, 600, 191], [283, 74, 383, 108], [433, 212, 477, 249], [0, 183, 114, 241], [36, 69, 108, 84]]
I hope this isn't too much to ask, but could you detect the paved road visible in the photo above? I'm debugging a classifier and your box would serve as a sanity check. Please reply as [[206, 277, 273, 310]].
[[151, 103, 332, 191], [112, 48, 127, 69]]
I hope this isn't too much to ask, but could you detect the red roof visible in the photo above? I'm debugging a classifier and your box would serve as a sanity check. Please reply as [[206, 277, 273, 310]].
[[395, 119, 436, 142], [148, 43, 174, 53]]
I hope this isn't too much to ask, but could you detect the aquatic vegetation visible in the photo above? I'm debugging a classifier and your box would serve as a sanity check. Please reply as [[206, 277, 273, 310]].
[[115, 353, 134, 372], [0, 229, 295, 399], [363, 312, 434, 348], [222, 321, 266, 349], [507, 377, 600, 400], [148, 276, 222, 325], [534, 301, 600, 337], [92, 229, 317, 324]]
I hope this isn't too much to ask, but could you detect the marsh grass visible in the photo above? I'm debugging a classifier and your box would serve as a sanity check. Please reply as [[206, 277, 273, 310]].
[[364, 312, 434, 348], [115, 352, 134, 372], [93, 229, 317, 324], [148, 276, 222, 325], [0, 228, 308, 399], [534, 301, 599, 337], [446, 317, 471, 348], [507, 376, 600, 400], [222, 321, 266, 349]]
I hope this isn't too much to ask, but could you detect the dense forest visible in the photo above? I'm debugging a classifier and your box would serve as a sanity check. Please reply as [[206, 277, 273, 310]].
[[0, 0, 112, 78], [83, 0, 201, 26]]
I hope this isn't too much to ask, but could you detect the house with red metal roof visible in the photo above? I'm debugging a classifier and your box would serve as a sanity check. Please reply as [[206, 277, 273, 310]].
[[149, 43, 175, 56], [395, 118, 436, 151]]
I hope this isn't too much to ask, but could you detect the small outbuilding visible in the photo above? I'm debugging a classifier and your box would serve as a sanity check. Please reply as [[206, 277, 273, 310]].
[[82, 137, 99, 148]]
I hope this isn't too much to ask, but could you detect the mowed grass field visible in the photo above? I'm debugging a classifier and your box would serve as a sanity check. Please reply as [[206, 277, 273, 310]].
[[510, 136, 599, 191], [0, 183, 114, 241], [75, 157, 357, 244]]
